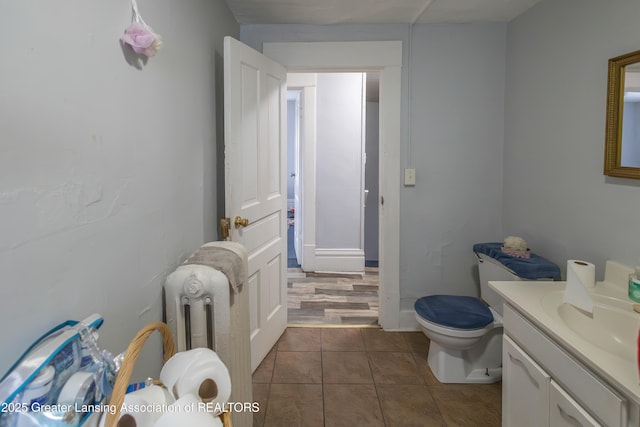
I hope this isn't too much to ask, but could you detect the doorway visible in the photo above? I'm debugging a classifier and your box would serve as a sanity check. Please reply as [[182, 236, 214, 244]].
[[286, 72, 380, 325], [264, 40, 402, 330]]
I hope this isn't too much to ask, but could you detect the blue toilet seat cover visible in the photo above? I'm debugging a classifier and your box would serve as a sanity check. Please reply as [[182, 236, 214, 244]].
[[414, 295, 494, 330]]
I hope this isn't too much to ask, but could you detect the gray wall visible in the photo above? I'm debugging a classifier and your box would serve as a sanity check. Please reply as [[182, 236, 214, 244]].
[[0, 0, 239, 376], [504, 0, 640, 280], [241, 24, 506, 311], [316, 73, 365, 250]]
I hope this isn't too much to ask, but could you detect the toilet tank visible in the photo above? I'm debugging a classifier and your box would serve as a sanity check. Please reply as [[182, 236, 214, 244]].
[[476, 252, 522, 316]]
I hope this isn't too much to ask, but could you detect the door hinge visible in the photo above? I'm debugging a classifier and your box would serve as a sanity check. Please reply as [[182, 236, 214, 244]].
[[220, 217, 230, 239]]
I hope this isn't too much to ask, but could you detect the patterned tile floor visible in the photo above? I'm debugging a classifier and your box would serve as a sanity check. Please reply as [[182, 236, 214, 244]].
[[252, 327, 502, 426], [287, 267, 379, 326]]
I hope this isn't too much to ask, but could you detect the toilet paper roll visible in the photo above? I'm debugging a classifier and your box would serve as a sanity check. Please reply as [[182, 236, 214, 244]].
[[563, 260, 595, 313], [97, 385, 175, 427], [127, 384, 175, 407], [567, 260, 596, 288], [159, 348, 228, 409], [159, 348, 223, 395], [173, 358, 230, 416], [118, 393, 159, 427], [153, 394, 223, 427]]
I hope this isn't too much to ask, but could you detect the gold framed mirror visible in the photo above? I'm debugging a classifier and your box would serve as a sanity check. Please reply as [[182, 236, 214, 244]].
[[604, 49, 640, 179]]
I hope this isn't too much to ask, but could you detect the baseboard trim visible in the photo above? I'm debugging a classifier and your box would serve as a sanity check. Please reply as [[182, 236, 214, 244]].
[[313, 248, 365, 272]]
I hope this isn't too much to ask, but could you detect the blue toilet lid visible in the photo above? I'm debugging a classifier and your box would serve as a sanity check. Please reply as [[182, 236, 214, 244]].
[[414, 295, 494, 330]]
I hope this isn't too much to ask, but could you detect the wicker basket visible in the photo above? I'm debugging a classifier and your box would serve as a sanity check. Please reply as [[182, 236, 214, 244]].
[[104, 322, 232, 427]]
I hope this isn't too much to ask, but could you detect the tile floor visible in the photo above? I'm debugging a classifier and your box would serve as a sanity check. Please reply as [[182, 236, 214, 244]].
[[252, 327, 502, 427]]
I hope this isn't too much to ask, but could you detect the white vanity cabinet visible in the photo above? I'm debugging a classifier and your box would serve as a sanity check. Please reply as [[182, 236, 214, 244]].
[[502, 304, 636, 427], [504, 335, 601, 426]]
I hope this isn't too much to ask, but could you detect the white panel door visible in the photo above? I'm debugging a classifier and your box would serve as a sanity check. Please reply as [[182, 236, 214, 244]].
[[224, 36, 287, 372]]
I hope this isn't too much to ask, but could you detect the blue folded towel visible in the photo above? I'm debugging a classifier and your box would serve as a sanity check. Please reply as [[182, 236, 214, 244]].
[[473, 242, 561, 280]]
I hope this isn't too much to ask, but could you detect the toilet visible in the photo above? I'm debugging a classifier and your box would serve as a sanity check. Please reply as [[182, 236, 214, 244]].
[[414, 242, 560, 384]]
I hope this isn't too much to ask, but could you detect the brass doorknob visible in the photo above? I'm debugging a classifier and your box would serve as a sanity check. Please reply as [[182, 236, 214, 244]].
[[234, 216, 249, 228]]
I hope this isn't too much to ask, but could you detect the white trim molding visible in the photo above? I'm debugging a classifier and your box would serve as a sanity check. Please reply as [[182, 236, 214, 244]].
[[313, 248, 365, 273]]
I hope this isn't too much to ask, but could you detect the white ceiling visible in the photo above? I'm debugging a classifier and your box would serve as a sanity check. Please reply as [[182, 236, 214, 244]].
[[225, 0, 542, 25]]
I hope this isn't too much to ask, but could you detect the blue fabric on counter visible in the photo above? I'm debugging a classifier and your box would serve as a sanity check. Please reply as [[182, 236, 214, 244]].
[[414, 295, 493, 330], [473, 242, 561, 280]]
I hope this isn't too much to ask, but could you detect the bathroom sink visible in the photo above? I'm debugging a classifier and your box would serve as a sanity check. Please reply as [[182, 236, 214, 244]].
[[540, 291, 640, 362]]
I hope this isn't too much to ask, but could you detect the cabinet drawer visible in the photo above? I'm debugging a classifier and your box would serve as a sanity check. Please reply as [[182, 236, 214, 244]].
[[550, 380, 601, 427], [504, 304, 627, 427]]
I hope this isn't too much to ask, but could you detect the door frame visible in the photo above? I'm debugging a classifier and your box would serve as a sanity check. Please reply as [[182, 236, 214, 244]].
[[264, 41, 402, 330]]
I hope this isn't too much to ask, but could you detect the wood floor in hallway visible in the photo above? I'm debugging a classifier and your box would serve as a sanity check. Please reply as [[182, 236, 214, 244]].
[[287, 267, 379, 326]]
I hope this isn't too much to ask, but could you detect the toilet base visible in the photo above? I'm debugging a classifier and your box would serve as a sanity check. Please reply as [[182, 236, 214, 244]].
[[427, 328, 502, 384]]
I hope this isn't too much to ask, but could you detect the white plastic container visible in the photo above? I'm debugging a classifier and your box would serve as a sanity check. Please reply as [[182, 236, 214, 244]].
[[21, 365, 55, 406], [58, 371, 96, 408]]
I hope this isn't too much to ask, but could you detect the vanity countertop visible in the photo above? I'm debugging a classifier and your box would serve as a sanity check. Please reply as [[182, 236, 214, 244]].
[[489, 279, 640, 405]]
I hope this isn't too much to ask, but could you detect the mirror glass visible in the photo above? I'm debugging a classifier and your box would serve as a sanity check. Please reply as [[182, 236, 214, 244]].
[[621, 63, 640, 167], [604, 50, 640, 178]]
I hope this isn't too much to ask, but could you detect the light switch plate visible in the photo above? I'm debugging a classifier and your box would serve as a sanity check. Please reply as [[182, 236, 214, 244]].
[[404, 168, 416, 186]]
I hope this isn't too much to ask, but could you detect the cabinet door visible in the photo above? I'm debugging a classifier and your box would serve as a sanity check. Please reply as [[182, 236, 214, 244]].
[[503, 335, 551, 427], [550, 380, 602, 427]]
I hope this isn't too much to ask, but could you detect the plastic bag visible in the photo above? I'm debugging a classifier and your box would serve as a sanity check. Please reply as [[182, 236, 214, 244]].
[[0, 314, 116, 427]]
